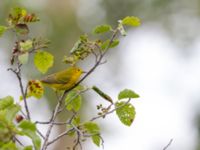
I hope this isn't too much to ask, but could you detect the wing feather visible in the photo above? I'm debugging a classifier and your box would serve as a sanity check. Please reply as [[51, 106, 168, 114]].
[[40, 69, 72, 84]]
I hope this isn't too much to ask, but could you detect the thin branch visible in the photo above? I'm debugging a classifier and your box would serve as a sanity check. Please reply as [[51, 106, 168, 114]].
[[99, 135, 104, 148], [73, 131, 82, 150], [13, 136, 24, 147], [36, 121, 70, 126], [7, 64, 31, 120], [29, 45, 48, 54], [68, 111, 78, 124], [47, 128, 74, 146], [46, 112, 78, 145], [163, 139, 173, 150], [91, 49, 98, 63], [35, 121, 51, 125], [71, 123, 82, 135], [36, 129, 45, 140], [99, 59, 107, 65], [41, 93, 65, 150], [90, 98, 131, 121]]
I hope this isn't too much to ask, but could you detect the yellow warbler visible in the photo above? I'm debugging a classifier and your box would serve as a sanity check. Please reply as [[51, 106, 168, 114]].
[[40, 67, 83, 90]]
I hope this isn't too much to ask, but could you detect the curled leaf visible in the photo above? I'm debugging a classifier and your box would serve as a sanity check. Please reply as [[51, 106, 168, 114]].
[[92, 86, 113, 103]]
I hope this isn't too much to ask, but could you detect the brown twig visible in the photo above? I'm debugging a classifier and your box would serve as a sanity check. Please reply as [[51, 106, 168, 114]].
[[163, 139, 173, 150], [73, 131, 82, 150], [13, 136, 24, 147], [47, 128, 74, 146], [36, 129, 45, 140], [7, 63, 31, 120], [41, 93, 65, 150], [36, 121, 69, 126], [8, 59, 46, 141], [47, 112, 78, 146]]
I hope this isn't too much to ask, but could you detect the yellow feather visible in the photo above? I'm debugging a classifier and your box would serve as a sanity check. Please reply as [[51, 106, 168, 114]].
[[40, 67, 83, 90]]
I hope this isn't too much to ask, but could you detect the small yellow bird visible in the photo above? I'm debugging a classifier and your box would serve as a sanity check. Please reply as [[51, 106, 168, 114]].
[[40, 67, 83, 91]]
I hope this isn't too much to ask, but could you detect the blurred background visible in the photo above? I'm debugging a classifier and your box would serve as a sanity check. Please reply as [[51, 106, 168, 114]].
[[0, 0, 200, 149]]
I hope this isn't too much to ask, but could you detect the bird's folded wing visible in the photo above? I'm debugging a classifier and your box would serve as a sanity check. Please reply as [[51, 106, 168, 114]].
[[40, 74, 68, 84]]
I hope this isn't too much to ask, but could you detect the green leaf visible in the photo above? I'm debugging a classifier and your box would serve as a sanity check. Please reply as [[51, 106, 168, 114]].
[[83, 122, 101, 147], [19, 120, 41, 150], [100, 40, 109, 50], [0, 124, 13, 143], [93, 24, 112, 34], [67, 116, 81, 137], [71, 116, 81, 126], [83, 122, 100, 134], [0, 26, 7, 37], [0, 96, 14, 110], [92, 135, 101, 147], [118, 89, 139, 100], [34, 51, 54, 74], [110, 39, 120, 48], [0, 97, 21, 143], [115, 102, 136, 126], [23, 146, 33, 150], [6, 104, 21, 122], [0, 141, 18, 150], [18, 53, 29, 64], [65, 91, 82, 112], [122, 16, 141, 26], [19, 40, 33, 52], [19, 120, 36, 132], [0, 96, 21, 123], [101, 39, 120, 50]]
